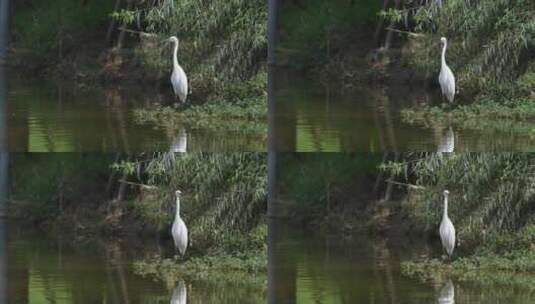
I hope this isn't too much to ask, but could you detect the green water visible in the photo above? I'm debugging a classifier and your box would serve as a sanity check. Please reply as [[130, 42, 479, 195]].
[[4, 222, 264, 304], [3, 71, 264, 152], [268, 220, 535, 304], [272, 69, 535, 152]]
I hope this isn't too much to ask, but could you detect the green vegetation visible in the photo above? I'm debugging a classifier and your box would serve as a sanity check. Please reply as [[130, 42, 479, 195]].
[[134, 224, 267, 290], [8, 153, 115, 223], [125, 0, 266, 132], [275, 153, 385, 227], [9, 153, 267, 286], [402, 226, 535, 289], [381, 153, 535, 287], [11, 0, 115, 57], [133, 71, 267, 133], [277, 0, 381, 69], [116, 153, 267, 249], [10, 1, 267, 133], [120, 152, 267, 288], [275, 153, 535, 289], [127, 0, 266, 89], [382, 0, 535, 124]]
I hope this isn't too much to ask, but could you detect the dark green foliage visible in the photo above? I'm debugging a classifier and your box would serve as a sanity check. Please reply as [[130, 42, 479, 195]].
[[132, 71, 267, 134], [131, 0, 266, 90], [277, 0, 381, 68], [11, 0, 115, 56], [385, 153, 535, 287], [276, 153, 384, 222], [389, 0, 535, 100], [382, 153, 535, 248], [118, 153, 267, 251], [8, 153, 114, 220]]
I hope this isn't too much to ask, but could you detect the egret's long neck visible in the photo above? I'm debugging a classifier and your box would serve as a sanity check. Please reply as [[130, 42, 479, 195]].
[[441, 42, 447, 68], [173, 41, 179, 70], [175, 196, 181, 219], [443, 195, 448, 218]]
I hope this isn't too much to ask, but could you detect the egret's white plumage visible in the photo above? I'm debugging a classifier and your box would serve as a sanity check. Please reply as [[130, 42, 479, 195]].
[[439, 37, 455, 103], [169, 36, 188, 103], [440, 190, 456, 257], [170, 280, 187, 304], [172, 190, 188, 255]]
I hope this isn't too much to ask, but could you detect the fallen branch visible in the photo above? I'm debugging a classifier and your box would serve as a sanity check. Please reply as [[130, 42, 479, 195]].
[[117, 27, 157, 37], [385, 179, 426, 190], [118, 180, 158, 190], [385, 27, 424, 38]]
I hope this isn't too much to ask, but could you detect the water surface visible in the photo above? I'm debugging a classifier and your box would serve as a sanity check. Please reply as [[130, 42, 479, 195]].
[[4, 222, 264, 303], [2, 71, 264, 152], [273, 69, 535, 152], [268, 220, 535, 304]]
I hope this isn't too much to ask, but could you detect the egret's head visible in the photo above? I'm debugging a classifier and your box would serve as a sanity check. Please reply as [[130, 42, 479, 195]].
[[443, 189, 450, 196], [440, 37, 447, 44], [169, 36, 179, 45], [175, 190, 182, 197]]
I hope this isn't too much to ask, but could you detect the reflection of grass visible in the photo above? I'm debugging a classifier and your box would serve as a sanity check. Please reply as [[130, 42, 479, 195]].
[[278, 0, 380, 68]]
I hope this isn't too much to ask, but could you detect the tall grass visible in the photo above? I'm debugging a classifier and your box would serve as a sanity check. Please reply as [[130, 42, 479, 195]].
[[129, 0, 266, 95], [388, 0, 535, 100], [125, 152, 267, 251], [381, 153, 535, 247], [11, 0, 115, 56]]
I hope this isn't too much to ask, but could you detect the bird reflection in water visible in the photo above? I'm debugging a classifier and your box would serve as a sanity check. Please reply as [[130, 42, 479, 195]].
[[437, 126, 454, 154], [437, 280, 454, 304], [170, 128, 188, 153], [170, 279, 187, 304]]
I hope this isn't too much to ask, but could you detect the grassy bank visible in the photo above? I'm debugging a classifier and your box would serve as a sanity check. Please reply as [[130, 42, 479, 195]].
[[381, 153, 535, 287], [389, 0, 535, 125], [8, 153, 267, 284], [402, 225, 535, 289], [9, 0, 267, 132], [133, 71, 267, 134], [134, 224, 267, 290]]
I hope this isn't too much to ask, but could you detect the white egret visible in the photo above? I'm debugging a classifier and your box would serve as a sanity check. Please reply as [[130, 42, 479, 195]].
[[440, 190, 456, 257], [170, 280, 187, 304], [171, 190, 188, 256], [169, 36, 188, 104], [439, 37, 456, 103]]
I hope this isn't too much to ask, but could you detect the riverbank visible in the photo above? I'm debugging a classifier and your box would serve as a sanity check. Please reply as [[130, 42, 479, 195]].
[[380, 153, 535, 288], [401, 225, 535, 289], [276, 153, 535, 290], [7, 153, 268, 289], [388, 1, 535, 128], [8, 0, 267, 135], [278, 1, 535, 137], [134, 223, 267, 291]]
